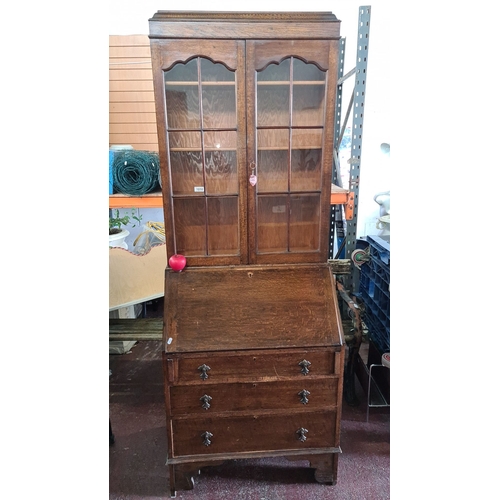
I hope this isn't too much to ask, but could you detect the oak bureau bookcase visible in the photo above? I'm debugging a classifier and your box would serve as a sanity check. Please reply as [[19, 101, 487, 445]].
[[148, 11, 345, 497]]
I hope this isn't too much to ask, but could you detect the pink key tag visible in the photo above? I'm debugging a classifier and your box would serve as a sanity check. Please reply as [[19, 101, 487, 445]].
[[249, 174, 257, 186]]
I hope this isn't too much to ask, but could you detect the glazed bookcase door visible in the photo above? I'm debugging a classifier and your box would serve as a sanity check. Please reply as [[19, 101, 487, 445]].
[[150, 40, 248, 266], [246, 40, 338, 265]]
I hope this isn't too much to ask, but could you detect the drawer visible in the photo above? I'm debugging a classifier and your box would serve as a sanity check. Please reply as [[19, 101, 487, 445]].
[[166, 348, 340, 384], [169, 377, 339, 415], [171, 410, 338, 457]]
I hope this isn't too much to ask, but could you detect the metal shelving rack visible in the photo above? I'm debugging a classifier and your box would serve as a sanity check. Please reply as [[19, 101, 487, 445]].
[[330, 5, 372, 293]]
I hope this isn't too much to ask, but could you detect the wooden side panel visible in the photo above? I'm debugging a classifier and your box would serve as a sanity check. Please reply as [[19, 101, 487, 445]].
[[109, 35, 158, 151]]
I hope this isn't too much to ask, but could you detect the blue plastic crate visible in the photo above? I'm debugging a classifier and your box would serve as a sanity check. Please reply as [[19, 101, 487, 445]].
[[358, 235, 390, 352], [367, 235, 390, 267], [364, 314, 390, 353]]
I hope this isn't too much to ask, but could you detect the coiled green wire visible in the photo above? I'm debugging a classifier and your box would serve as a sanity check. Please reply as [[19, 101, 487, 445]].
[[112, 150, 160, 195]]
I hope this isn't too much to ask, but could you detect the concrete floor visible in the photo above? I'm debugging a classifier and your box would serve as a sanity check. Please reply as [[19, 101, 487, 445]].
[[109, 332, 390, 500]]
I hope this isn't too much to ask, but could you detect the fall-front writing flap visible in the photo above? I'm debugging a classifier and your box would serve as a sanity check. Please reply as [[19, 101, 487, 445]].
[[164, 263, 343, 352]]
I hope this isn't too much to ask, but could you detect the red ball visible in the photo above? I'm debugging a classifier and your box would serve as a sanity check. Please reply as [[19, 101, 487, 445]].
[[169, 254, 186, 272]]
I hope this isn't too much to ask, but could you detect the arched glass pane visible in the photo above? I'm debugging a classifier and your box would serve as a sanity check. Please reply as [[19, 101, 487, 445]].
[[201, 59, 236, 128], [257, 60, 290, 127], [165, 59, 200, 129], [201, 59, 234, 82], [292, 59, 326, 127]]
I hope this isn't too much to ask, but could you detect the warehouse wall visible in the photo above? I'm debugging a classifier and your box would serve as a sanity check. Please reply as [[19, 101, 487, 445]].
[[108, 0, 391, 239], [109, 35, 158, 151]]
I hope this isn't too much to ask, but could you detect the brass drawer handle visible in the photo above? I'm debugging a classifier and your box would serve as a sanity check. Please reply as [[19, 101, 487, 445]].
[[296, 427, 308, 442], [298, 359, 311, 375], [200, 394, 212, 410], [201, 431, 213, 446], [197, 364, 211, 380], [298, 389, 310, 405]]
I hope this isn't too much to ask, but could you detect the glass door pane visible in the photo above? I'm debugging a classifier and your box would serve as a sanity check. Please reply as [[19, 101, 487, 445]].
[[289, 194, 320, 251], [173, 198, 206, 256], [255, 56, 327, 257], [290, 129, 322, 192], [256, 59, 290, 127], [201, 60, 237, 128], [207, 197, 239, 255], [168, 131, 203, 195], [164, 58, 200, 129], [204, 130, 238, 195], [165, 56, 241, 259], [291, 58, 326, 127], [257, 129, 288, 193], [257, 195, 288, 253]]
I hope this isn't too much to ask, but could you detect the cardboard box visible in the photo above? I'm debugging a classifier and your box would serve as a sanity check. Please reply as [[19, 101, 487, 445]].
[[109, 243, 167, 311]]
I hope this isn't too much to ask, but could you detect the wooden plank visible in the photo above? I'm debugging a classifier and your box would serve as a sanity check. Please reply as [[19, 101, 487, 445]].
[[109, 62, 152, 71], [109, 34, 150, 46], [328, 259, 351, 274], [110, 46, 152, 58], [109, 68, 154, 80], [109, 34, 158, 152], [109, 318, 163, 341], [109, 91, 155, 103], [121, 144, 159, 152], [109, 101, 156, 114], [109, 112, 157, 124], [109, 132, 159, 145], [109, 122, 158, 134], [109, 80, 154, 92]]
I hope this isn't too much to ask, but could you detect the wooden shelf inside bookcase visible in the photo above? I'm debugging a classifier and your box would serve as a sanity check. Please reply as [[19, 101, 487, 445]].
[[109, 185, 349, 209]]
